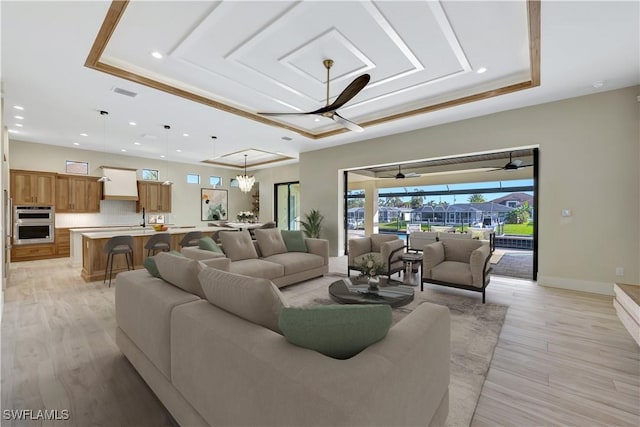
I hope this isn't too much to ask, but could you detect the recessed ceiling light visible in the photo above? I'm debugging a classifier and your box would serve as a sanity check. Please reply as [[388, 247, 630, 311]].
[[129, 121, 136, 126], [592, 80, 605, 89], [314, 118, 320, 122], [160, 155, 166, 158], [183, 133, 189, 137], [80, 133, 88, 137], [15, 123, 23, 127], [121, 149, 127, 152], [73, 142, 80, 146], [13, 105, 24, 110], [175, 149, 182, 153], [8, 129, 18, 134], [476, 67, 487, 74], [133, 142, 141, 146], [151, 51, 163, 59], [14, 115, 24, 120]]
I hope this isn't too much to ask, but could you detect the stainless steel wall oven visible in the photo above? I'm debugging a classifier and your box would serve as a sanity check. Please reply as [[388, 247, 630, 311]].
[[13, 206, 55, 245]]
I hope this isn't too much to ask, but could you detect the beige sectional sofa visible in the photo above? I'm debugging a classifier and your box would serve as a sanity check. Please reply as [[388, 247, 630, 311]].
[[181, 229, 329, 287], [115, 254, 451, 426]]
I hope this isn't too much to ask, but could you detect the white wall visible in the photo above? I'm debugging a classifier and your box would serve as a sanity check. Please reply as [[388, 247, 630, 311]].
[[254, 163, 299, 222], [299, 86, 640, 295], [8, 141, 254, 226]]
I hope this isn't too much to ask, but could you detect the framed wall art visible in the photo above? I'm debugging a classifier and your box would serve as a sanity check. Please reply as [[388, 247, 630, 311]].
[[201, 188, 228, 221]]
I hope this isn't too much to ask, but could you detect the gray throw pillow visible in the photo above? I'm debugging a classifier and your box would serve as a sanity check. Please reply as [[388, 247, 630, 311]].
[[198, 268, 288, 334], [219, 230, 258, 261], [279, 304, 392, 359], [281, 230, 308, 252], [255, 228, 287, 257], [155, 252, 206, 298]]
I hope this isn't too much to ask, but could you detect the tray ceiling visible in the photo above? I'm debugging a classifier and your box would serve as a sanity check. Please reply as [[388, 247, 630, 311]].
[[88, 0, 539, 139]]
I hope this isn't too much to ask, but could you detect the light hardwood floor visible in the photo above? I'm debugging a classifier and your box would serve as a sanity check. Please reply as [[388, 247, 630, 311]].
[[2, 257, 639, 426]]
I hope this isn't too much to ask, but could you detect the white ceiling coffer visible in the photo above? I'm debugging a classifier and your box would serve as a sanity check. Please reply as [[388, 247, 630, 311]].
[[100, 166, 139, 201]]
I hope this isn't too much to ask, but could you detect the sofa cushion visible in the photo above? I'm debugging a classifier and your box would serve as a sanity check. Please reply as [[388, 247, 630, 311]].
[[254, 228, 287, 257], [278, 304, 392, 359], [219, 230, 258, 261], [442, 239, 483, 263], [229, 259, 284, 280], [198, 236, 223, 254], [200, 257, 231, 271], [155, 252, 206, 298], [262, 252, 324, 276], [281, 230, 308, 253], [181, 246, 226, 261], [370, 234, 399, 253], [115, 269, 200, 379], [431, 261, 473, 286], [198, 268, 288, 334]]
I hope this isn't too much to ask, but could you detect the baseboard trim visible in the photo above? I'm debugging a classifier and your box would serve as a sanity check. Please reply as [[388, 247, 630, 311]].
[[537, 275, 615, 296]]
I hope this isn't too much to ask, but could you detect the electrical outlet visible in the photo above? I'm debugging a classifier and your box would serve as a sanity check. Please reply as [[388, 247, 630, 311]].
[[615, 267, 624, 277]]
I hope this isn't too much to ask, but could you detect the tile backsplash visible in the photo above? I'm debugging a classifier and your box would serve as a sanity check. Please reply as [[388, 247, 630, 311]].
[[55, 200, 171, 228]]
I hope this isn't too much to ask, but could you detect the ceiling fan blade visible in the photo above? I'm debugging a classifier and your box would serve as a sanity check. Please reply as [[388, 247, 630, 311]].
[[404, 172, 421, 178], [332, 112, 364, 132], [310, 74, 370, 115], [257, 112, 311, 116]]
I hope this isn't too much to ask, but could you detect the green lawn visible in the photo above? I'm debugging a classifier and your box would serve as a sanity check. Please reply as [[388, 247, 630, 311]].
[[502, 223, 534, 235]]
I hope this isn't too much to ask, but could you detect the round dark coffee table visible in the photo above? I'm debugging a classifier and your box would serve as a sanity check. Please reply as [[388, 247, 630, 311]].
[[329, 277, 414, 308]]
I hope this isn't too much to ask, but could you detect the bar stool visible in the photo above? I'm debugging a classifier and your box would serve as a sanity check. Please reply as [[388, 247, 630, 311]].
[[104, 235, 134, 287], [144, 233, 171, 256], [179, 231, 203, 248]]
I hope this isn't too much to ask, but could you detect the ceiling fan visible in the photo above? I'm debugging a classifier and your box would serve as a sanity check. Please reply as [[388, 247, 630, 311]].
[[258, 59, 370, 132], [486, 152, 533, 171], [381, 164, 421, 179]]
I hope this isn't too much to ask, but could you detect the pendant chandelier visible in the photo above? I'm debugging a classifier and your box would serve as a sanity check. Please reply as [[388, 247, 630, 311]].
[[236, 154, 255, 193]]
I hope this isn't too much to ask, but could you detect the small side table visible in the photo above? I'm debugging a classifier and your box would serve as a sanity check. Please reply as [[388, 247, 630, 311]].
[[400, 253, 423, 286]]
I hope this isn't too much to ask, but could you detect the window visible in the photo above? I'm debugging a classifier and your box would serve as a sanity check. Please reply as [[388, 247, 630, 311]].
[[65, 160, 88, 175], [230, 178, 239, 188], [142, 169, 159, 180], [186, 174, 200, 184], [506, 201, 518, 208], [209, 176, 221, 187]]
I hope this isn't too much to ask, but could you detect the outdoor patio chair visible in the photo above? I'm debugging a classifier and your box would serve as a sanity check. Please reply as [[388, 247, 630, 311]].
[[347, 234, 405, 278]]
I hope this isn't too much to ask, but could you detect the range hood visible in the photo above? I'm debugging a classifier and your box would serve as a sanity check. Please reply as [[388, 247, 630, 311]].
[[101, 166, 138, 201]]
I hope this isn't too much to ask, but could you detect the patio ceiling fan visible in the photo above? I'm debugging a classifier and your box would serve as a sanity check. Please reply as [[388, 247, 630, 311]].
[[258, 59, 369, 132], [486, 152, 533, 171], [381, 164, 421, 179]]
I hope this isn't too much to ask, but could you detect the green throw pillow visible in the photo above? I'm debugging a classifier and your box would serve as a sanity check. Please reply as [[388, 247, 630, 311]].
[[279, 304, 392, 359], [281, 230, 308, 252], [199, 236, 223, 253], [143, 256, 161, 278]]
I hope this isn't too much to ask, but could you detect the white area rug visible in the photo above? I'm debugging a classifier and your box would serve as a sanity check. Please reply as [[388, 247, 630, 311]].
[[281, 273, 508, 427]]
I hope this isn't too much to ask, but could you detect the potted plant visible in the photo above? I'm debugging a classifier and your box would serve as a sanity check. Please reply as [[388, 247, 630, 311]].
[[299, 209, 324, 238]]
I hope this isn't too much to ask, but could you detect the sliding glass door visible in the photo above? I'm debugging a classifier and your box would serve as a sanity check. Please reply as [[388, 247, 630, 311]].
[[275, 182, 300, 230]]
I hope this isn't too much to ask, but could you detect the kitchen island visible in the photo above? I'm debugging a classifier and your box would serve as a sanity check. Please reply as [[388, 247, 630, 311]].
[[81, 226, 223, 282]]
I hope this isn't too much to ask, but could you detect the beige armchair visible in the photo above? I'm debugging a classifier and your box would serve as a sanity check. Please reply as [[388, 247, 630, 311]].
[[421, 239, 492, 303], [348, 234, 405, 278]]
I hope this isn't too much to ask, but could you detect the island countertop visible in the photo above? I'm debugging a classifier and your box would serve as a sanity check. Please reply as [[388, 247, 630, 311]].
[[81, 225, 224, 239]]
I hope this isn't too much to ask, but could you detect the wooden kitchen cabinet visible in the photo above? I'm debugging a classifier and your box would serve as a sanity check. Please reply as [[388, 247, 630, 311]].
[[56, 174, 101, 213], [136, 181, 172, 213], [10, 169, 56, 205]]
